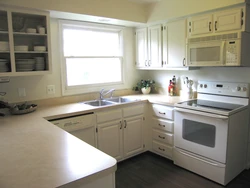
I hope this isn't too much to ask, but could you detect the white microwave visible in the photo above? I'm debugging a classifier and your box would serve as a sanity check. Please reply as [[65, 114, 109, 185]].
[[186, 32, 249, 67]]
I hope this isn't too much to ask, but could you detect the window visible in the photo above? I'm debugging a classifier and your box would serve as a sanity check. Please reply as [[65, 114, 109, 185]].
[[59, 20, 124, 95]]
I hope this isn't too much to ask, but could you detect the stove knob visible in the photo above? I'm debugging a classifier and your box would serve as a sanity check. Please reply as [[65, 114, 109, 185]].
[[236, 86, 241, 91], [200, 84, 203, 88], [204, 84, 207, 88], [243, 87, 247, 91]]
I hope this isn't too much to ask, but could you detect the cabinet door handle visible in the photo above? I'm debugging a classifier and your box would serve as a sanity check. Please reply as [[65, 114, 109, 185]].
[[124, 120, 127, 128], [209, 22, 212, 31], [158, 147, 165, 151], [158, 135, 165, 139], [158, 123, 166, 127], [215, 21, 218, 31], [158, 112, 166, 115], [119, 121, 122, 129], [183, 58, 186, 66], [148, 60, 151, 66]]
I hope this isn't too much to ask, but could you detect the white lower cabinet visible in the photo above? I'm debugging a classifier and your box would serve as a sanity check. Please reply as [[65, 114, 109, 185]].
[[151, 104, 174, 160], [97, 104, 145, 161]]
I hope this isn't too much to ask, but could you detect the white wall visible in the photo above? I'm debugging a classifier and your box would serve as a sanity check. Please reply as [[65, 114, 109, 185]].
[[147, 0, 245, 23], [0, 0, 147, 23], [0, 19, 143, 103]]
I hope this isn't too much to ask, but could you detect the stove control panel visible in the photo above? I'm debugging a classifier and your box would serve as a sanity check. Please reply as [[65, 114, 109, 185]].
[[198, 81, 249, 97]]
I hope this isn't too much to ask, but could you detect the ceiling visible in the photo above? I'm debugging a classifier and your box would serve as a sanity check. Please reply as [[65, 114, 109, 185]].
[[128, 0, 161, 4]]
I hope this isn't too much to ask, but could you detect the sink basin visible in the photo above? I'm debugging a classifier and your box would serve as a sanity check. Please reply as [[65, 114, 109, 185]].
[[106, 97, 140, 103], [84, 100, 116, 107]]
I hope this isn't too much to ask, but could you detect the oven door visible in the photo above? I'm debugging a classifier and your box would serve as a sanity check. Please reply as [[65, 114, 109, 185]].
[[174, 107, 228, 163], [187, 40, 225, 66]]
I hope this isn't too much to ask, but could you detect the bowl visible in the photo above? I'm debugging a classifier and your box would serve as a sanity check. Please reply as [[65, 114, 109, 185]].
[[34, 46, 46, 52], [14, 45, 28, 52], [26, 28, 37, 33]]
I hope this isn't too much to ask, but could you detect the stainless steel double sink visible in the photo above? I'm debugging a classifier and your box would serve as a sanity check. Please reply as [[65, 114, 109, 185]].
[[83, 97, 140, 107]]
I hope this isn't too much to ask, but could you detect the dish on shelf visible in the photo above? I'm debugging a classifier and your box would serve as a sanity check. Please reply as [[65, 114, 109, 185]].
[[34, 46, 46, 52], [14, 45, 28, 52], [16, 59, 35, 64], [0, 59, 10, 72], [0, 41, 9, 51], [26, 28, 36, 33]]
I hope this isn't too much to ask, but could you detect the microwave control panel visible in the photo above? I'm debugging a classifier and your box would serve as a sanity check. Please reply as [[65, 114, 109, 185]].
[[225, 40, 240, 65]]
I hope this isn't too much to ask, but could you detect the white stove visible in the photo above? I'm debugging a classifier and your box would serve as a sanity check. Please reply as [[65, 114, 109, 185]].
[[174, 81, 249, 185]]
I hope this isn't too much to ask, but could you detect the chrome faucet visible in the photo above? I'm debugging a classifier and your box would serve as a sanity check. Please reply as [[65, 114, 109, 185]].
[[100, 88, 115, 100]]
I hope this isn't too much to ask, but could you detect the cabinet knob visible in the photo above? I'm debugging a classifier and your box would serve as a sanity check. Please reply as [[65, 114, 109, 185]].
[[124, 120, 127, 128], [183, 58, 186, 66], [119, 121, 122, 129], [215, 21, 218, 31], [159, 112, 166, 115], [158, 135, 165, 139], [209, 22, 212, 31]]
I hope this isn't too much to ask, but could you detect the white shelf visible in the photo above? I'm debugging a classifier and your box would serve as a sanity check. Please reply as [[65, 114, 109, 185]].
[[0, 31, 8, 34], [15, 51, 48, 54], [13, 32, 47, 36], [0, 51, 10, 53]]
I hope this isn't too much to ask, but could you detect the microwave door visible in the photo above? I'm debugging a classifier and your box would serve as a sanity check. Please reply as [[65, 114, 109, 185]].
[[187, 41, 224, 66]]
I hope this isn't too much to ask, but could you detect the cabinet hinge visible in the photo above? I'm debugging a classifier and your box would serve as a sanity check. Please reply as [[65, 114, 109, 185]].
[[189, 28, 191, 33], [135, 61, 137, 65], [162, 61, 164, 66], [96, 127, 98, 133], [161, 26, 163, 31], [189, 22, 191, 26], [164, 26, 166, 30], [143, 117, 145, 121], [143, 144, 145, 148], [242, 11, 244, 18]]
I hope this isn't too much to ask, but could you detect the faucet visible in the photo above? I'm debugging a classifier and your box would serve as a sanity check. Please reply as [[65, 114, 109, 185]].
[[99, 88, 115, 100]]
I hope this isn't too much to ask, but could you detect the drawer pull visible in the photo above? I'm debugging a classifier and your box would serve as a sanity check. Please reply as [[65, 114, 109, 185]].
[[158, 123, 165, 127], [124, 120, 127, 128], [159, 112, 166, 115], [119, 121, 122, 129], [158, 147, 165, 151], [158, 135, 165, 139]]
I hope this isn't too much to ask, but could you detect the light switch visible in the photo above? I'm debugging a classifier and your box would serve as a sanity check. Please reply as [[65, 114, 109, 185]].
[[18, 88, 26, 97]]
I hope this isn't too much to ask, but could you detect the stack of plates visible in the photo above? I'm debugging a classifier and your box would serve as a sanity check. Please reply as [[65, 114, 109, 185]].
[[34, 57, 45, 71], [16, 59, 35, 72], [0, 59, 9, 72], [0, 41, 9, 51]]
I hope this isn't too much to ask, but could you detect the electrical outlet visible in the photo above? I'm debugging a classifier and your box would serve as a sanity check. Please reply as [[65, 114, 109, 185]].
[[18, 88, 26, 97], [47, 85, 55, 95]]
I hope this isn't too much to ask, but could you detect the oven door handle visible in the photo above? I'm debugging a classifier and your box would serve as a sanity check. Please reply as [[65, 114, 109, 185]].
[[175, 107, 228, 120], [177, 149, 226, 168]]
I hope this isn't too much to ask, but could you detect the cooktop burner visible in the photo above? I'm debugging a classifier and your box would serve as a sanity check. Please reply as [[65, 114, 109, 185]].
[[178, 99, 244, 112]]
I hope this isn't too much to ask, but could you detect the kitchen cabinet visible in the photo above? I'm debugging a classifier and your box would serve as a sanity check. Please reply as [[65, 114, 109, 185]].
[[97, 104, 144, 161], [135, 25, 162, 69], [0, 6, 51, 77], [150, 104, 174, 160], [162, 19, 187, 67], [188, 6, 249, 37]]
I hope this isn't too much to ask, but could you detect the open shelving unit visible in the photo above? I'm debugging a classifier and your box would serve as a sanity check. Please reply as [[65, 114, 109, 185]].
[[0, 6, 52, 77]]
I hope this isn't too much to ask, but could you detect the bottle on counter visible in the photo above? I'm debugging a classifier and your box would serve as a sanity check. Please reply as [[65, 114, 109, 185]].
[[168, 80, 174, 96]]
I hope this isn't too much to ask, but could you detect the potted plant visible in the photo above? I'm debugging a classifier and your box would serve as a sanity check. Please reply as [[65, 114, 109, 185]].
[[133, 79, 155, 94]]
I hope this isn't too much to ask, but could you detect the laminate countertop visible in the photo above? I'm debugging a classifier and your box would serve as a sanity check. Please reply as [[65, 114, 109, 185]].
[[0, 94, 185, 188]]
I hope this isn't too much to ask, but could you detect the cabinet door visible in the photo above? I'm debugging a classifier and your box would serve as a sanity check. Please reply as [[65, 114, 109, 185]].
[[135, 28, 148, 68], [214, 8, 242, 33], [123, 115, 144, 157], [188, 14, 213, 36], [97, 120, 123, 160], [148, 25, 162, 68], [163, 19, 186, 67]]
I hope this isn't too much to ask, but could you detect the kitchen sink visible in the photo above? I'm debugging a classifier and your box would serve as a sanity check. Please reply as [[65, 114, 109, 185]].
[[106, 97, 140, 103], [83, 100, 116, 107]]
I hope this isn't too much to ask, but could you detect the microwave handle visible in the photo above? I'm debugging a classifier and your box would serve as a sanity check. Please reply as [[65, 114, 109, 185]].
[[220, 41, 225, 65], [175, 107, 229, 120]]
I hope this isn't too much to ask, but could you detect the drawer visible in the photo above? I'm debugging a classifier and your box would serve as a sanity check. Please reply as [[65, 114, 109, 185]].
[[152, 118, 174, 132], [123, 104, 144, 118], [152, 129, 173, 145], [97, 109, 122, 123], [152, 140, 173, 159], [152, 104, 174, 120]]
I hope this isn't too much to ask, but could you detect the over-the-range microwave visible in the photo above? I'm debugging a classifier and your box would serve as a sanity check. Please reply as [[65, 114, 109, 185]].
[[186, 32, 250, 67]]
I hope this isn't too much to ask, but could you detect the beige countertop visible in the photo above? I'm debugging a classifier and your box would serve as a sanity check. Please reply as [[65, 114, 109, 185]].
[[0, 94, 185, 188]]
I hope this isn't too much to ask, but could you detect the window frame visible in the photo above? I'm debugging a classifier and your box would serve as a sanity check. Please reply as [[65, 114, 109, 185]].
[[59, 20, 125, 96]]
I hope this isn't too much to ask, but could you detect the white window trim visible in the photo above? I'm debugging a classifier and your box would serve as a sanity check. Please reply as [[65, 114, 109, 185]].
[[59, 20, 127, 96]]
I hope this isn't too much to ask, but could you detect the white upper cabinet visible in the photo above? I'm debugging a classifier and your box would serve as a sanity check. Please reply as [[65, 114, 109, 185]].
[[188, 7, 246, 38], [147, 25, 162, 68], [188, 14, 213, 36], [135, 24, 162, 69], [135, 28, 148, 68], [214, 8, 242, 33], [163, 19, 187, 67]]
